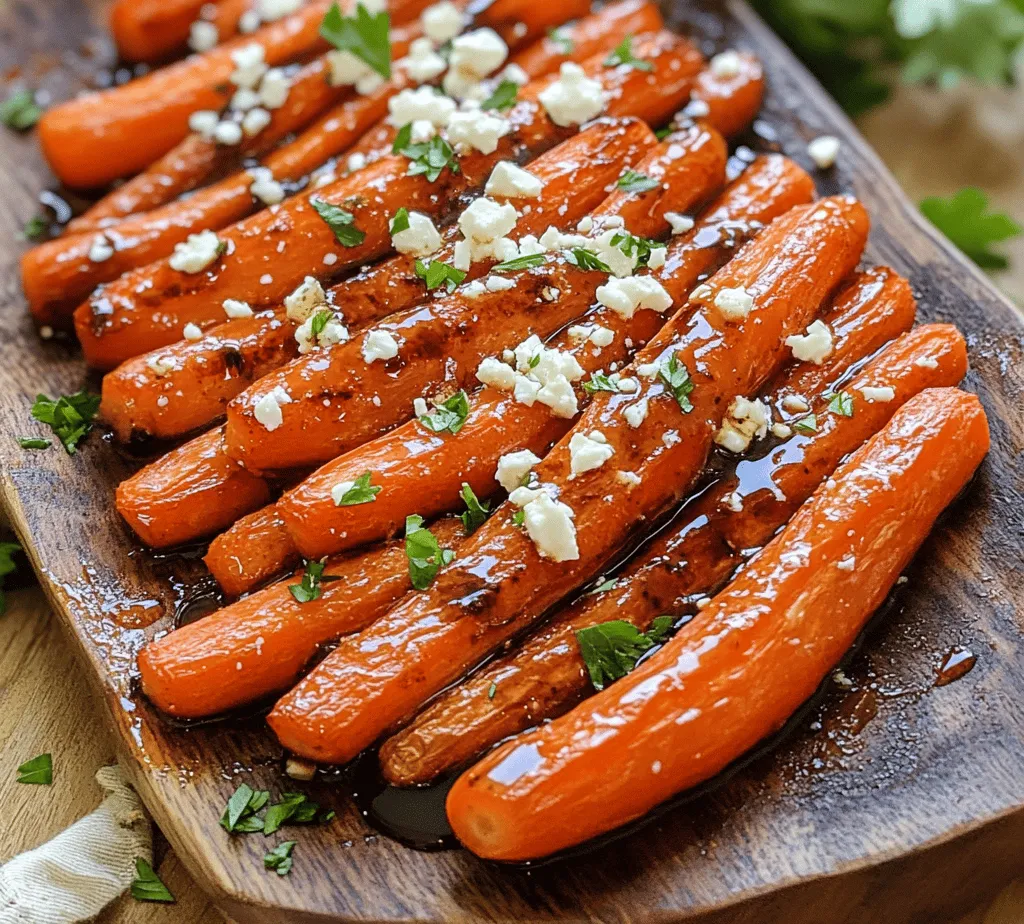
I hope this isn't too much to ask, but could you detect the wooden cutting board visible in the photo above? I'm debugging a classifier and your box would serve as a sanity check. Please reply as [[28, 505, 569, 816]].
[[1, 1, 1022, 921]]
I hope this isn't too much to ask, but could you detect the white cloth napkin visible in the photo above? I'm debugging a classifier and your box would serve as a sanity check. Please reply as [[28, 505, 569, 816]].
[[0, 766, 152, 924]]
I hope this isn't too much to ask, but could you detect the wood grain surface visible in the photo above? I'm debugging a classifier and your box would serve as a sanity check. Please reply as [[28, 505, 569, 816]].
[[1, 0, 1023, 921]]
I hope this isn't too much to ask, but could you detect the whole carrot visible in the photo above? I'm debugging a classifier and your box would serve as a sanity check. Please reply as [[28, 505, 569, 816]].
[[139, 518, 465, 717], [203, 503, 298, 598], [446, 387, 989, 860], [266, 196, 870, 764]]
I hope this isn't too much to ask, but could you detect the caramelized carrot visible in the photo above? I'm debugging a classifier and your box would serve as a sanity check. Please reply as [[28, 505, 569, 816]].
[[226, 118, 719, 475], [74, 32, 704, 368], [39, 1, 334, 188], [447, 387, 989, 860], [203, 503, 297, 597], [115, 427, 271, 548], [687, 52, 764, 139], [266, 196, 870, 764], [110, 0, 217, 63], [379, 277, 948, 786], [139, 518, 466, 717]]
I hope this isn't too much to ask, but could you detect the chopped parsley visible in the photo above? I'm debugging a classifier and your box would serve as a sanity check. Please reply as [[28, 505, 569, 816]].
[[390, 206, 410, 234], [16, 752, 52, 785], [1, 89, 42, 131], [319, 1, 391, 79], [654, 125, 673, 140], [567, 248, 611, 273], [310, 197, 365, 247], [827, 390, 854, 417], [130, 859, 175, 904], [604, 34, 654, 72], [920, 187, 1022, 269], [335, 471, 382, 506], [459, 483, 490, 535], [658, 355, 695, 412], [547, 26, 574, 55], [512, 508, 526, 527], [405, 515, 455, 590], [588, 577, 620, 595], [481, 79, 519, 111], [792, 413, 818, 433], [264, 841, 297, 876], [610, 230, 661, 267], [288, 558, 340, 604], [221, 784, 270, 834], [0, 542, 21, 617], [576, 615, 675, 690], [582, 372, 622, 395], [220, 784, 332, 838], [30, 391, 100, 454], [17, 437, 51, 450], [491, 252, 546, 273], [263, 792, 330, 834], [309, 309, 333, 339], [418, 389, 471, 435], [616, 169, 660, 194], [21, 215, 47, 242], [393, 126, 459, 182], [487, 681, 498, 699], [414, 258, 466, 292]]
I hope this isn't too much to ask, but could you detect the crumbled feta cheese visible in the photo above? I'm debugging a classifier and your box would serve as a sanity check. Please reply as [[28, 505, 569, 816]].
[[837, 555, 856, 572], [498, 62, 529, 85], [362, 329, 400, 363], [595, 276, 673, 318], [647, 247, 667, 270], [808, 135, 841, 170], [709, 50, 741, 79], [248, 167, 285, 206], [448, 28, 508, 79], [782, 394, 810, 413], [772, 422, 793, 439], [169, 230, 223, 273], [402, 36, 447, 83], [616, 470, 641, 487], [786, 319, 833, 364], [462, 279, 488, 299], [387, 85, 457, 128], [569, 430, 614, 475], [459, 197, 518, 250], [230, 43, 267, 89], [391, 210, 442, 257], [256, 0, 303, 19], [223, 299, 253, 319], [484, 274, 515, 291], [859, 385, 895, 403], [495, 449, 541, 491], [536, 376, 579, 418], [189, 20, 219, 53], [538, 62, 607, 127], [590, 325, 614, 347], [346, 151, 367, 173], [188, 109, 219, 138], [446, 108, 510, 155], [296, 314, 349, 354], [88, 236, 114, 263], [259, 68, 291, 109], [183, 322, 203, 341], [715, 396, 770, 453], [284, 275, 328, 322], [665, 211, 694, 235], [330, 479, 355, 505], [713, 286, 755, 320], [253, 385, 291, 431], [520, 491, 578, 561], [915, 355, 938, 369], [624, 398, 648, 428], [413, 397, 429, 417], [239, 9, 261, 32], [146, 355, 175, 376], [231, 87, 261, 112], [724, 491, 743, 512], [241, 107, 271, 137], [485, 161, 543, 199], [422, 0, 466, 44], [214, 120, 244, 145]]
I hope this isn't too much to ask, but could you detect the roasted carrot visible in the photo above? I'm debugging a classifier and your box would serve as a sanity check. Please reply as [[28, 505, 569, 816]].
[[446, 386, 989, 860], [39, 1, 334, 188], [225, 118, 720, 474], [100, 117, 659, 440], [379, 280, 954, 787], [266, 196, 870, 764], [74, 32, 704, 368], [139, 518, 466, 717], [110, 0, 217, 63], [203, 503, 296, 597], [115, 426, 271, 548]]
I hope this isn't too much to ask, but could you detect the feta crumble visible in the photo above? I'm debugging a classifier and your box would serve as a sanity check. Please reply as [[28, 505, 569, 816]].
[[715, 396, 770, 453], [223, 299, 254, 319], [858, 385, 895, 403], [169, 230, 223, 273], [284, 276, 328, 322], [595, 276, 673, 318], [569, 430, 614, 475], [422, 1, 468, 44], [88, 236, 114, 263], [248, 167, 285, 206], [709, 50, 741, 79], [538, 62, 607, 127], [485, 161, 543, 199], [808, 135, 841, 170], [518, 490, 579, 562], [785, 319, 833, 364], [391, 210, 442, 257], [362, 329, 400, 363], [253, 385, 291, 431], [713, 286, 755, 320], [495, 449, 541, 491], [665, 211, 695, 235]]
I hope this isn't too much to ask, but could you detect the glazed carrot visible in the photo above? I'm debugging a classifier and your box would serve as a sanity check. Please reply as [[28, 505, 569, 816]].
[[378, 275, 946, 786], [139, 517, 466, 717], [226, 118, 720, 474], [74, 32, 704, 368], [687, 52, 764, 139], [110, 0, 216, 63], [203, 503, 297, 597], [447, 386, 989, 860], [39, 1, 334, 188], [266, 196, 870, 764], [115, 427, 271, 548], [101, 116, 660, 440]]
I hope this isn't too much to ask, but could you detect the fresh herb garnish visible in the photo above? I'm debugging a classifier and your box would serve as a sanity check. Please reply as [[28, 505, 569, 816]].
[[512, 509, 526, 527], [263, 792, 329, 834], [487, 681, 498, 699], [319, 1, 391, 79], [418, 389, 471, 435], [827, 390, 854, 417], [405, 514, 455, 590], [264, 841, 297, 876], [414, 258, 466, 292], [567, 248, 611, 273], [582, 372, 621, 395], [392, 125, 459, 182], [615, 169, 660, 194], [16, 752, 52, 785], [588, 577, 620, 595], [311, 197, 365, 248], [459, 483, 490, 535], [481, 79, 519, 111], [220, 783, 271, 834], [336, 471, 382, 506], [1, 89, 42, 131], [576, 615, 675, 690], [21, 215, 47, 242], [17, 437, 51, 449], [30, 391, 100, 454], [654, 125, 673, 140], [920, 187, 1022, 269], [390, 206, 410, 235], [658, 355, 695, 412], [0, 542, 21, 617], [547, 26, 574, 55], [309, 309, 333, 340], [289, 558, 341, 604], [491, 252, 547, 273], [609, 230, 661, 267], [793, 413, 818, 433], [604, 34, 654, 71], [130, 859, 175, 903]]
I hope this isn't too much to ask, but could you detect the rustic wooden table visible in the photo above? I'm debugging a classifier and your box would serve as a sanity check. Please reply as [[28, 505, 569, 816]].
[[2, 87, 1023, 923]]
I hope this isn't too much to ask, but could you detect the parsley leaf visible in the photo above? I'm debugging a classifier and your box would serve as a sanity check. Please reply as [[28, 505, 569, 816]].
[[609, 230, 662, 267], [0, 542, 21, 617], [130, 858, 175, 903], [920, 187, 1022, 269], [393, 126, 459, 182], [582, 371, 622, 394], [289, 558, 341, 604], [390, 206, 410, 235], [827, 391, 854, 416], [547, 26, 574, 55], [335, 471, 382, 506], [658, 355, 695, 412], [491, 252, 546, 273], [459, 483, 490, 535], [588, 577, 619, 595], [1, 89, 42, 131], [481, 79, 519, 111], [792, 414, 818, 434], [512, 509, 526, 527], [414, 258, 466, 292], [263, 792, 327, 834], [311, 197, 365, 248], [16, 753, 52, 785], [30, 391, 100, 454], [319, 1, 391, 79], [17, 437, 51, 449], [487, 681, 498, 699], [220, 783, 270, 834], [405, 515, 455, 590], [567, 248, 611, 273], [21, 215, 47, 242], [575, 616, 675, 691], [418, 390, 471, 435], [616, 169, 660, 194], [604, 34, 654, 71], [309, 309, 332, 339], [264, 841, 297, 876]]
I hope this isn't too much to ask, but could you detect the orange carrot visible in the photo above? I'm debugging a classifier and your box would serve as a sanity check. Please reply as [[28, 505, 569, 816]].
[[115, 426, 271, 548], [110, 0, 218, 63], [139, 517, 466, 717], [446, 386, 989, 860], [266, 196, 870, 764], [203, 503, 298, 597], [73, 32, 704, 368]]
